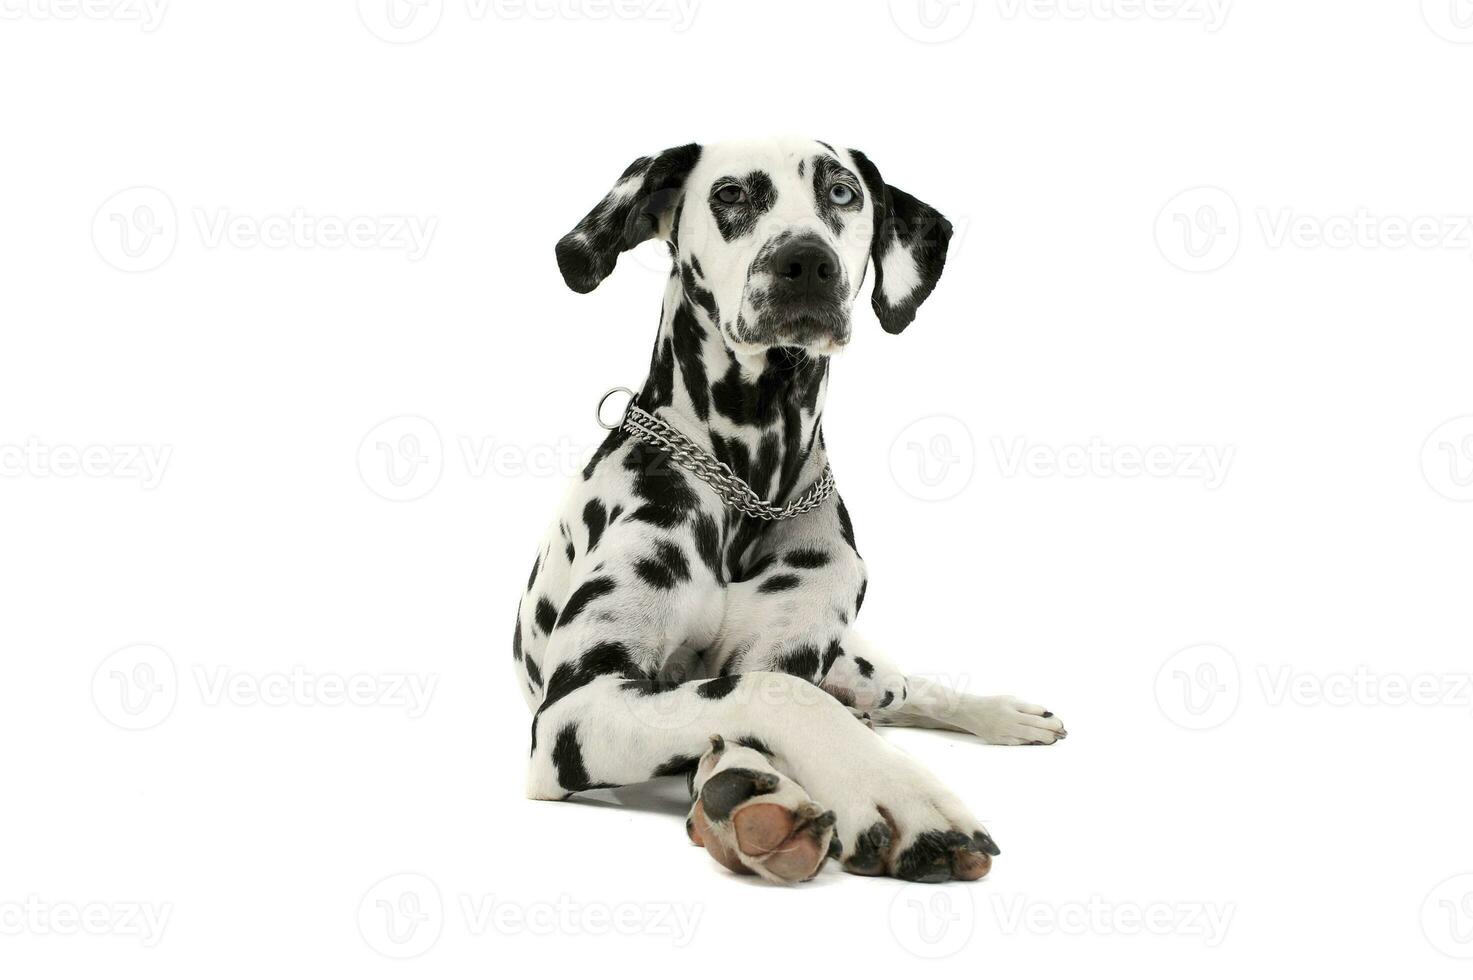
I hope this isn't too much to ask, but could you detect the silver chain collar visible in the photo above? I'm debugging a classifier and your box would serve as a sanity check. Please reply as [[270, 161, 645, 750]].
[[597, 386, 837, 522]]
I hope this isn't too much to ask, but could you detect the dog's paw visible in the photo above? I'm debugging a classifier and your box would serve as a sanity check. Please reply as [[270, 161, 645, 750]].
[[957, 695, 1067, 745], [826, 762, 1000, 883], [686, 736, 836, 885]]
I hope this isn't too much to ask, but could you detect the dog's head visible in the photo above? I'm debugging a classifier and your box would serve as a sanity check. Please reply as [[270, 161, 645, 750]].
[[556, 137, 952, 355]]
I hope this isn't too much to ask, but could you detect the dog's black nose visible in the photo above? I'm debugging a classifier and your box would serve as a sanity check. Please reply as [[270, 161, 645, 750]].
[[771, 238, 841, 299]]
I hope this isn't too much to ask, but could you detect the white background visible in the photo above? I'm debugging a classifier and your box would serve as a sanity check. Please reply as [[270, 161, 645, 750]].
[[3, 0, 1472, 975]]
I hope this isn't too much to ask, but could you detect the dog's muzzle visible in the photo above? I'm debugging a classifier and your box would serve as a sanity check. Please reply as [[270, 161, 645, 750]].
[[755, 234, 850, 345]]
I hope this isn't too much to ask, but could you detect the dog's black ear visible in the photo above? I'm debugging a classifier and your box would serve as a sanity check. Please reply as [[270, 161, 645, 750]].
[[555, 144, 702, 293], [849, 149, 952, 334]]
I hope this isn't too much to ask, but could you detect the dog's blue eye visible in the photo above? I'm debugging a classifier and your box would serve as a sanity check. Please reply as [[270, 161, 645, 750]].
[[715, 184, 745, 205], [829, 184, 856, 206]]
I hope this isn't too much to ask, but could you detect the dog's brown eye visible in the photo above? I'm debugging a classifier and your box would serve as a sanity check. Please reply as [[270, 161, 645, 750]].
[[714, 184, 745, 205], [828, 183, 856, 206]]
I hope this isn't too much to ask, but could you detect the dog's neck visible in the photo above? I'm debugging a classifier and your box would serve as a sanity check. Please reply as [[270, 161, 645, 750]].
[[633, 267, 831, 508]]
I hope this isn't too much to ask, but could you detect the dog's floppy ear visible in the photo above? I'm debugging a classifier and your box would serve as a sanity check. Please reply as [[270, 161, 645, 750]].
[[555, 143, 702, 293], [849, 149, 953, 334]]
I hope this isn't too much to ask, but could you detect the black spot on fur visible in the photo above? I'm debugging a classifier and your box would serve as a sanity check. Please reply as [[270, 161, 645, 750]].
[[710, 170, 777, 242], [526, 554, 540, 591], [697, 674, 740, 700], [758, 573, 801, 594], [623, 444, 698, 528], [525, 656, 543, 688], [819, 639, 843, 678], [854, 656, 874, 678], [541, 640, 642, 713], [693, 513, 722, 582], [552, 724, 616, 793], [557, 576, 616, 628], [735, 735, 775, 756], [512, 614, 523, 661], [680, 262, 717, 323], [621, 677, 682, 696], [652, 754, 700, 779], [784, 547, 830, 569], [855, 579, 868, 614], [670, 303, 711, 421], [835, 497, 858, 553], [776, 643, 820, 679], [633, 540, 691, 590], [534, 597, 557, 634], [583, 499, 608, 553]]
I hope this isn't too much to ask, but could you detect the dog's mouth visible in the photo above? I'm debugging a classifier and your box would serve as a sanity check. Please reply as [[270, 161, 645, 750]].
[[745, 301, 851, 354]]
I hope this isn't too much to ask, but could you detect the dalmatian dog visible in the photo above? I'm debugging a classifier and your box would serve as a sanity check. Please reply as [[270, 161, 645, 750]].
[[515, 137, 1065, 884]]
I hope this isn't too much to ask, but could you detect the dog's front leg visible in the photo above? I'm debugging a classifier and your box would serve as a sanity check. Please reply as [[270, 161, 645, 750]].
[[528, 670, 998, 883], [820, 632, 1068, 745]]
